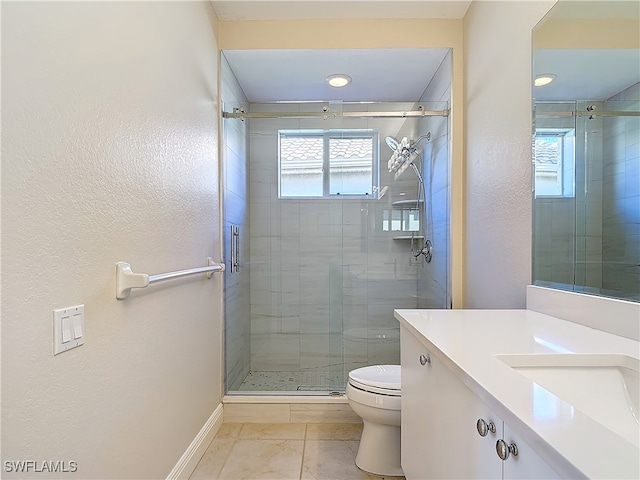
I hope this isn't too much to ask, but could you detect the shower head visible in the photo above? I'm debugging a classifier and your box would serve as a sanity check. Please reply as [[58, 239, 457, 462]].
[[386, 136, 414, 174], [385, 133, 430, 174], [385, 136, 424, 175], [385, 133, 432, 154], [385, 136, 400, 152]]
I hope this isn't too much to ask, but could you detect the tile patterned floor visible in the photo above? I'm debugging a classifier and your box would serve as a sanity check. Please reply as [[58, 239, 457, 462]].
[[189, 423, 406, 480]]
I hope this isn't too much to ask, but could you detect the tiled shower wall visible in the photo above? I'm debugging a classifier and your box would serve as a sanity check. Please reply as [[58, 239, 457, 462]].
[[221, 55, 251, 391], [602, 82, 640, 300], [417, 51, 452, 309], [247, 103, 445, 381], [533, 102, 580, 286]]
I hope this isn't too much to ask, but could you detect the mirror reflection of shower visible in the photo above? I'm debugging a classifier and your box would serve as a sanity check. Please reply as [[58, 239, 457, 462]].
[[385, 133, 433, 262]]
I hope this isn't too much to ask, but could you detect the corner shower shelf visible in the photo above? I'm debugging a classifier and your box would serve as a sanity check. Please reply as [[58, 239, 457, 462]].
[[392, 235, 425, 241]]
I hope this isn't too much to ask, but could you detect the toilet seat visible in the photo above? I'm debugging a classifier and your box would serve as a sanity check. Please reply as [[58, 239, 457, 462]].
[[348, 378, 401, 396], [348, 365, 401, 395]]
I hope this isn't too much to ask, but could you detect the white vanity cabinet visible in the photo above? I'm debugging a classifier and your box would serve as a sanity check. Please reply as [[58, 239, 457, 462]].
[[401, 326, 561, 480], [501, 424, 561, 480]]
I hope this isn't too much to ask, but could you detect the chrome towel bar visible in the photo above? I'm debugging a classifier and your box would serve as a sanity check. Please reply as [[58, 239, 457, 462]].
[[115, 258, 225, 299]]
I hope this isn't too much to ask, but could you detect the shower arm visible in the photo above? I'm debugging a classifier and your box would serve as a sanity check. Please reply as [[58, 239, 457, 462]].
[[413, 133, 431, 147]]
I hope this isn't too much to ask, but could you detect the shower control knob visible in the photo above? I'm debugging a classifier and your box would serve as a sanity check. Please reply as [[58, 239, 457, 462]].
[[476, 418, 496, 437], [496, 439, 518, 461], [419, 354, 430, 366]]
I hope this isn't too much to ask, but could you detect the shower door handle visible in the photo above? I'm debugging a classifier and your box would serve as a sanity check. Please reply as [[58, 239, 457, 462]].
[[231, 225, 240, 273], [234, 226, 240, 272]]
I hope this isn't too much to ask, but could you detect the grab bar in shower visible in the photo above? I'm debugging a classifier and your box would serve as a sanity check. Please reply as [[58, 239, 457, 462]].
[[115, 258, 225, 299]]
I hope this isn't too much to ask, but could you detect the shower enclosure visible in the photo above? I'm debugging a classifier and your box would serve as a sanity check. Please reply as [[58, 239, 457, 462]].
[[533, 88, 640, 301], [221, 53, 452, 396]]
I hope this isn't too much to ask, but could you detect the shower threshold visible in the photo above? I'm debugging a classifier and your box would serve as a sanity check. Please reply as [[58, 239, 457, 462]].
[[297, 386, 345, 397], [234, 370, 346, 395], [226, 390, 345, 397]]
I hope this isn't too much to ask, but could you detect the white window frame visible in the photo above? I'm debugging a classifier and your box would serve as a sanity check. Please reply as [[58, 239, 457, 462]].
[[278, 129, 379, 199], [534, 128, 575, 198]]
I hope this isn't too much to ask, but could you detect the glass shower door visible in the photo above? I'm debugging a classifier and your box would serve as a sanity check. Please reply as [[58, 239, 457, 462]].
[[576, 99, 640, 300], [223, 100, 452, 395], [533, 98, 640, 301]]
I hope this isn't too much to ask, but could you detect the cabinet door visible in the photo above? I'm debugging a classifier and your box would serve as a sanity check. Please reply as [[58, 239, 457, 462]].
[[401, 326, 434, 479], [401, 327, 503, 479], [502, 424, 561, 479]]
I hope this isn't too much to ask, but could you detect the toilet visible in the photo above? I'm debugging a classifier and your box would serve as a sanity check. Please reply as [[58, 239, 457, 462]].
[[346, 364, 402, 477]]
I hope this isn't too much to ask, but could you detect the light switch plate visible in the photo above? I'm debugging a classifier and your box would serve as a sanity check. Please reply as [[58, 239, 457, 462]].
[[53, 305, 85, 355]]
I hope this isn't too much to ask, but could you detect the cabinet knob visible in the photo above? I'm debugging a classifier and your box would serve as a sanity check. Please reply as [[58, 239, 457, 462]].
[[419, 354, 431, 366], [476, 418, 496, 437], [496, 439, 518, 460]]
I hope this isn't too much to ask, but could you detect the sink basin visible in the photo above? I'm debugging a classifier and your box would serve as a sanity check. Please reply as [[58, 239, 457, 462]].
[[496, 353, 639, 445]]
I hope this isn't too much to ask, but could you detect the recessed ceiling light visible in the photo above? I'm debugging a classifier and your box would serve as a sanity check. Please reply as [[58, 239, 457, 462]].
[[326, 74, 352, 88], [534, 74, 556, 87]]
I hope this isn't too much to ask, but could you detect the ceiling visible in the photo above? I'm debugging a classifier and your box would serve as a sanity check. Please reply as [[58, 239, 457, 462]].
[[534, 49, 640, 102], [223, 48, 451, 102], [213, 1, 467, 103], [214, 1, 639, 104], [533, 1, 639, 101], [539, 1, 639, 20], [211, 1, 473, 21]]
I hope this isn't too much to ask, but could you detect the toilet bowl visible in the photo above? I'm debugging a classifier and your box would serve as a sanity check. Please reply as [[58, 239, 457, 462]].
[[346, 365, 402, 477]]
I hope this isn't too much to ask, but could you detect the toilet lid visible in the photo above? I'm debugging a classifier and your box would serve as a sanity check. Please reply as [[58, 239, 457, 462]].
[[348, 365, 401, 390]]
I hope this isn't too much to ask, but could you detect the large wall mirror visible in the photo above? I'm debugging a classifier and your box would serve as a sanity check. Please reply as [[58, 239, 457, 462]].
[[532, 0, 639, 302]]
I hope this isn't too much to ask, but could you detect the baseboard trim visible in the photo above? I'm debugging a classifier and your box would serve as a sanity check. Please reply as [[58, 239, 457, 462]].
[[166, 403, 223, 480]]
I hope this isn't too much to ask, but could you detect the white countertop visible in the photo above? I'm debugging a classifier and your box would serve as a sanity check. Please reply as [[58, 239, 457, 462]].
[[395, 309, 640, 479]]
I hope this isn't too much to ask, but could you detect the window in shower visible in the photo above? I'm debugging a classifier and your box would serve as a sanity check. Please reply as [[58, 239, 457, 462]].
[[534, 128, 575, 198], [278, 129, 379, 198]]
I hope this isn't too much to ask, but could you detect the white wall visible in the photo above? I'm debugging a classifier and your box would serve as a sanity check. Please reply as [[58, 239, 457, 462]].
[[463, 0, 555, 308], [1, 2, 222, 478]]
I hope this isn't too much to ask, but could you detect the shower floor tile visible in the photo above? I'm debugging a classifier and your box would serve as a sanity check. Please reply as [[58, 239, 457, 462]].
[[236, 371, 346, 392]]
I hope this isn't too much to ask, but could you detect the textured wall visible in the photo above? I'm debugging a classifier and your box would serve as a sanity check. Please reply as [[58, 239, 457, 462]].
[[1, 2, 222, 478], [463, 0, 555, 308]]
